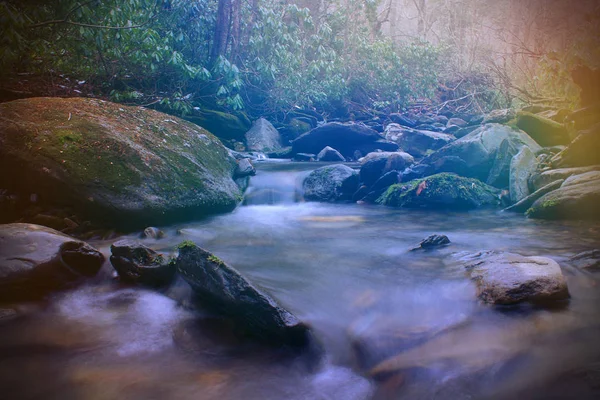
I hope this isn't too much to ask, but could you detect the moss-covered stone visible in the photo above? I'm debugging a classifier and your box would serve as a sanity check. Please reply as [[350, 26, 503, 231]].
[[516, 111, 569, 146], [184, 109, 251, 141], [0, 97, 243, 230], [377, 173, 500, 210]]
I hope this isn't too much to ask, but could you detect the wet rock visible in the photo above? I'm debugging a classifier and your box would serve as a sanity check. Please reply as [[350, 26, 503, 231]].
[[234, 158, 256, 178], [294, 153, 316, 161], [291, 122, 382, 157], [388, 114, 416, 128], [425, 156, 470, 177], [267, 146, 293, 159], [359, 152, 414, 187], [503, 179, 564, 213], [303, 164, 359, 202], [409, 234, 450, 251], [452, 125, 479, 139], [529, 165, 600, 192], [174, 243, 316, 348], [244, 117, 282, 152], [551, 124, 600, 168], [383, 124, 455, 158], [401, 164, 429, 181], [458, 251, 569, 305], [109, 240, 175, 287], [356, 139, 400, 155], [509, 146, 538, 203], [486, 138, 522, 187], [316, 146, 346, 162], [516, 111, 570, 146], [527, 171, 600, 220], [569, 250, 600, 271], [142, 227, 165, 239], [184, 109, 250, 141], [447, 117, 468, 128], [0, 223, 104, 301], [419, 124, 541, 187], [483, 109, 515, 124], [378, 173, 500, 210]]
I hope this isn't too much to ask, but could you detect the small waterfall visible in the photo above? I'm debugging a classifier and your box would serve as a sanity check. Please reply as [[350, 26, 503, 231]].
[[242, 162, 315, 205]]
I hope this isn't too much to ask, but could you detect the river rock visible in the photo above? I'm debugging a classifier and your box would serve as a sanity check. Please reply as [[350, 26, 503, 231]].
[[142, 227, 165, 239], [458, 251, 569, 304], [110, 240, 175, 287], [184, 109, 251, 141], [482, 109, 515, 124], [529, 165, 600, 192], [0, 223, 104, 301], [244, 117, 282, 152], [503, 179, 564, 213], [377, 173, 500, 210], [383, 123, 455, 158], [515, 111, 570, 146], [388, 114, 417, 128], [527, 171, 600, 219], [409, 234, 450, 251], [174, 242, 314, 348], [316, 146, 346, 162], [569, 250, 600, 271], [303, 165, 359, 202], [355, 139, 400, 156], [419, 124, 541, 187], [359, 152, 414, 186], [509, 146, 538, 203], [447, 117, 468, 128], [0, 97, 244, 230], [551, 124, 600, 168], [234, 158, 256, 178], [291, 122, 382, 157]]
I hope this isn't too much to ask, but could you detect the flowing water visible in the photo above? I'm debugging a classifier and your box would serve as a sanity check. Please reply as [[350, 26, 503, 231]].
[[2, 161, 600, 399]]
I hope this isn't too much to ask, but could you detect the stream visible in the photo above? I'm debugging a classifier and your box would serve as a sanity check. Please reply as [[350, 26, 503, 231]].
[[2, 161, 600, 399]]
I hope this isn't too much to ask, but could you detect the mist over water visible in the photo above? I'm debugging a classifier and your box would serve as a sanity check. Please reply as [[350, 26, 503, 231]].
[[1, 161, 600, 399]]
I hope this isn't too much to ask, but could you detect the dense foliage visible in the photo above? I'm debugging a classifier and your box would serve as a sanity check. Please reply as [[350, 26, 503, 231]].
[[0, 0, 441, 119]]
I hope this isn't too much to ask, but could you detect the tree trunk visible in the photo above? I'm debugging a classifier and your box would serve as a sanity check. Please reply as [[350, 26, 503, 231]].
[[211, 0, 232, 64]]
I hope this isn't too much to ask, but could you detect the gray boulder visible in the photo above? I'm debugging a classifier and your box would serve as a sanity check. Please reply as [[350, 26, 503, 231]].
[[359, 151, 414, 187], [458, 251, 569, 305], [234, 158, 256, 178], [527, 171, 600, 219], [384, 123, 455, 158], [303, 165, 359, 202], [316, 146, 346, 162], [503, 179, 564, 213], [245, 117, 282, 152], [175, 242, 314, 348], [291, 122, 382, 157], [509, 146, 538, 203], [110, 240, 175, 287], [0, 223, 104, 301], [483, 109, 515, 124], [529, 165, 600, 192]]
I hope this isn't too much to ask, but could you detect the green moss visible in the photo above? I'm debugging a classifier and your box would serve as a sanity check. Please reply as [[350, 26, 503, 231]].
[[176, 240, 197, 249], [207, 254, 226, 266], [54, 129, 83, 144]]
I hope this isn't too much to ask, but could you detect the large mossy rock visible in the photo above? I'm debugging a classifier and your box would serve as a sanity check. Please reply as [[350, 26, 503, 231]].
[[291, 122, 382, 157], [184, 109, 251, 141], [383, 123, 455, 158], [526, 171, 600, 220], [515, 111, 570, 146], [0, 223, 104, 301], [377, 173, 500, 210], [175, 242, 315, 348], [0, 97, 243, 230], [303, 164, 359, 202], [244, 117, 282, 152], [457, 251, 569, 305], [529, 165, 600, 192], [419, 124, 541, 187]]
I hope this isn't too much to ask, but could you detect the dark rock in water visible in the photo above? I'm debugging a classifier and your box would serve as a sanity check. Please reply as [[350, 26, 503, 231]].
[[569, 250, 600, 271], [401, 164, 429, 181], [425, 156, 470, 177], [294, 153, 316, 162], [244, 117, 282, 152], [384, 124, 454, 158], [267, 146, 293, 159], [509, 146, 538, 203], [0, 97, 244, 230], [0, 223, 104, 301], [527, 171, 600, 220], [352, 185, 370, 202], [234, 158, 256, 178], [551, 124, 600, 168], [529, 165, 600, 192], [356, 139, 399, 155], [486, 138, 522, 187], [316, 146, 346, 162], [110, 240, 175, 287], [291, 122, 382, 157], [142, 227, 165, 239], [455, 251, 569, 305], [483, 109, 515, 124], [303, 165, 359, 202], [503, 179, 564, 213], [419, 124, 541, 187], [516, 111, 570, 146], [362, 171, 401, 202], [359, 152, 414, 187], [377, 173, 500, 210], [388, 113, 417, 128], [409, 234, 450, 251], [174, 243, 315, 348]]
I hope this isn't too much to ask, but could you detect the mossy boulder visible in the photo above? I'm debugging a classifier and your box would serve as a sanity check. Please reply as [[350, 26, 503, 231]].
[[0, 97, 243, 230], [526, 171, 600, 220], [515, 111, 570, 146], [184, 109, 251, 141], [377, 173, 500, 210]]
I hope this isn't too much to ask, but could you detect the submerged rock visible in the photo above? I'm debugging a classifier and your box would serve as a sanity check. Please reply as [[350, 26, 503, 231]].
[[527, 171, 600, 220], [458, 251, 569, 305], [110, 240, 175, 287], [174, 242, 315, 348], [303, 164, 359, 202], [0, 97, 244, 230], [409, 234, 451, 251], [377, 173, 500, 210], [0, 223, 104, 301], [244, 117, 282, 153]]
